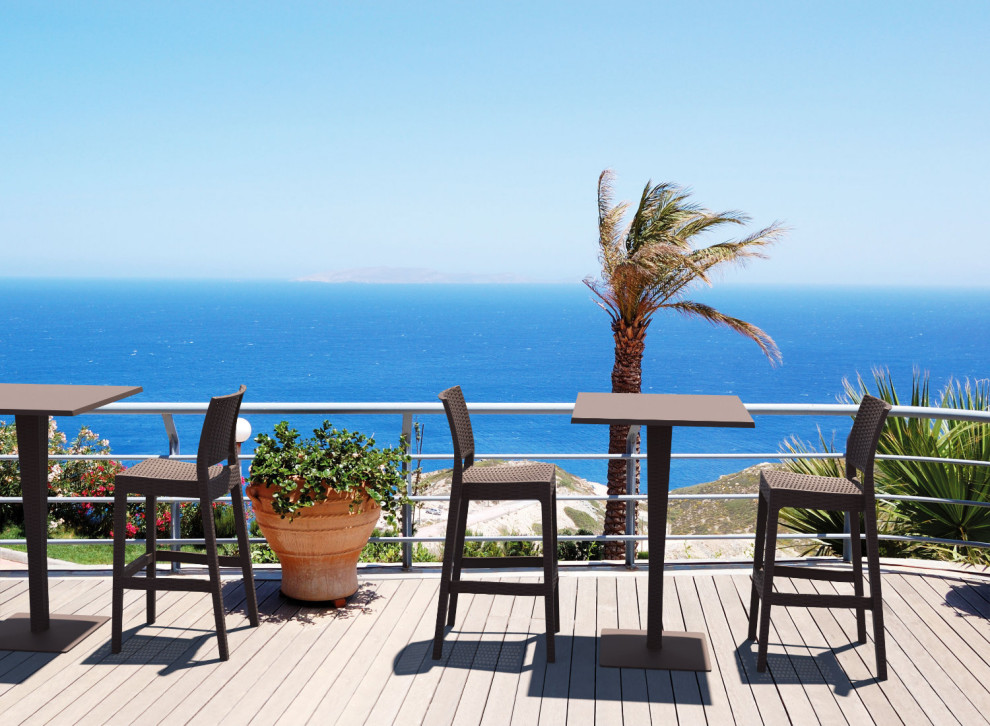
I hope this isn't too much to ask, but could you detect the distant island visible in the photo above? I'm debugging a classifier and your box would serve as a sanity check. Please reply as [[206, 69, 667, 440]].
[[296, 266, 571, 284]]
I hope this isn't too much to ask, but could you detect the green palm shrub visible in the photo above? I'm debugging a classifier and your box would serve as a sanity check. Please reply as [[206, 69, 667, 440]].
[[780, 369, 990, 564], [850, 371, 990, 563]]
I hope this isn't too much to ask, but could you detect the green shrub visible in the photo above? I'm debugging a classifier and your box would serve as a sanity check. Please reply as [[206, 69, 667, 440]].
[[781, 369, 990, 564], [0, 418, 170, 540], [557, 528, 604, 561]]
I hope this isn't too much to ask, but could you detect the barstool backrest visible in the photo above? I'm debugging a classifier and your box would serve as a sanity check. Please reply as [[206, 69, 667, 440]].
[[197, 385, 246, 481], [844, 394, 892, 488], [438, 385, 475, 476]]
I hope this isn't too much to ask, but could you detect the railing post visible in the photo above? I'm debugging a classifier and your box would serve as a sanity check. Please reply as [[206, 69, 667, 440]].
[[843, 511, 852, 563], [625, 425, 640, 569], [163, 414, 182, 572], [401, 413, 414, 571]]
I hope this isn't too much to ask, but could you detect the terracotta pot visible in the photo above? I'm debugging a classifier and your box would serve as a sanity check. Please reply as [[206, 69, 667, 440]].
[[246, 482, 381, 602]]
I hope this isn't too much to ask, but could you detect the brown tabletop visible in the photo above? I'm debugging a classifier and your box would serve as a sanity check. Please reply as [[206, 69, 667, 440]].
[[0, 383, 142, 652], [0, 383, 143, 417], [571, 392, 755, 429], [572, 392, 754, 671]]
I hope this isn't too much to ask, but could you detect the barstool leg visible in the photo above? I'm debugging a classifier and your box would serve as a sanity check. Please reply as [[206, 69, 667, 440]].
[[864, 504, 887, 680], [146, 494, 157, 624], [111, 488, 129, 654], [551, 484, 560, 633], [756, 504, 779, 672], [540, 493, 556, 663], [201, 497, 229, 661], [748, 489, 769, 641], [433, 488, 463, 659], [447, 492, 470, 626], [230, 482, 259, 627], [850, 509, 866, 643]]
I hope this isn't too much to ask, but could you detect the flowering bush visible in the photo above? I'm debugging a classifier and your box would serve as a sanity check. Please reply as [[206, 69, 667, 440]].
[[0, 418, 169, 539]]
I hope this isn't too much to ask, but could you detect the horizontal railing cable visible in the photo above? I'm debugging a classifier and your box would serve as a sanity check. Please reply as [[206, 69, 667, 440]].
[[3, 400, 990, 563]]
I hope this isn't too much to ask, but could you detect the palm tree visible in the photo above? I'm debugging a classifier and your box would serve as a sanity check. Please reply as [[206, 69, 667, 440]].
[[586, 170, 785, 559]]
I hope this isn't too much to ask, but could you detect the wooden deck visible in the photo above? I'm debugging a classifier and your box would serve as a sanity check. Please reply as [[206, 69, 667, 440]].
[[1, 561, 990, 725]]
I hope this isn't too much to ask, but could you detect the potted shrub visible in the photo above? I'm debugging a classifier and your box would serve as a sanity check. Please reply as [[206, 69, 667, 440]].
[[247, 421, 409, 604]]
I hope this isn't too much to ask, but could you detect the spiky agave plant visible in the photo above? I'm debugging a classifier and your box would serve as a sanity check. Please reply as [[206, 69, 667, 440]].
[[587, 170, 785, 558], [780, 369, 990, 563], [847, 371, 990, 563]]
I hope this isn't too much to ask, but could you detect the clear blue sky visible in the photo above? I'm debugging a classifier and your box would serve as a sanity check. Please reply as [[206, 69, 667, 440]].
[[2, 2, 988, 285]]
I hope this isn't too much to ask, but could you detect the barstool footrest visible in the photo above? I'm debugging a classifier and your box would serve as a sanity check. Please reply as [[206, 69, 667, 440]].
[[122, 554, 154, 578], [155, 550, 244, 567], [449, 580, 550, 596], [767, 591, 873, 609], [756, 564, 858, 584], [458, 556, 547, 570], [119, 576, 214, 593]]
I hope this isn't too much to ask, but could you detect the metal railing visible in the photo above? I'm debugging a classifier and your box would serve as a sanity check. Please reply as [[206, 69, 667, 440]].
[[3, 400, 990, 570]]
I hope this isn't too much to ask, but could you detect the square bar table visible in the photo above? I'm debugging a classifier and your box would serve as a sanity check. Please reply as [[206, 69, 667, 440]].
[[572, 392, 754, 670], [0, 383, 142, 652]]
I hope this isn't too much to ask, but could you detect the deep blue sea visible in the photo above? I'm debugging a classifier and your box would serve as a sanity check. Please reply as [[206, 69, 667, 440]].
[[2, 280, 989, 490]]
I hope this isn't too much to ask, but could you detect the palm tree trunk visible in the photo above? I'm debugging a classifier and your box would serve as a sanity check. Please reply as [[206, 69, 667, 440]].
[[604, 316, 647, 560]]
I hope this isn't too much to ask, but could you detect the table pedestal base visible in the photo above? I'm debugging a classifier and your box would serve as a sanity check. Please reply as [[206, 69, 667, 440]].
[[0, 613, 109, 653], [599, 628, 711, 671]]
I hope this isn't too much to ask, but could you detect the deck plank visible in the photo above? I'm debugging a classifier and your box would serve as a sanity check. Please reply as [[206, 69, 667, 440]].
[[532, 574, 573, 726], [361, 579, 446, 726], [883, 573, 990, 716], [478, 579, 532, 726], [419, 588, 497, 726], [84, 581, 261, 726], [908, 572, 990, 661], [262, 579, 403, 725], [808, 576, 961, 726], [246, 580, 385, 726], [614, 575, 652, 726], [390, 588, 479, 725], [678, 575, 735, 726], [325, 578, 438, 725], [564, 575, 596, 725], [452, 577, 516, 726], [693, 576, 771, 726], [25, 587, 207, 725], [594, 576, 623, 724], [635, 575, 677, 724], [660, 574, 710, 725], [196, 582, 352, 724], [728, 574, 847, 726], [305, 578, 431, 725], [710, 575, 792, 725], [1, 581, 142, 719], [0, 563, 988, 725], [506, 578, 547, 726], [145, 580, 291, 725], [768, 576, 878, 726]]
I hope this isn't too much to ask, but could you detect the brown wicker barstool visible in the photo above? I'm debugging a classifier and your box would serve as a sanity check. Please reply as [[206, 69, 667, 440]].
[[432, 386, 560, 661], [748, 394, 891, 680], [110, 386, 258, 661]]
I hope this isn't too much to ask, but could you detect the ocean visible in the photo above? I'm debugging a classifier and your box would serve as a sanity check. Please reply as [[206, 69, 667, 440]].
[[2, 279, 988, 490]]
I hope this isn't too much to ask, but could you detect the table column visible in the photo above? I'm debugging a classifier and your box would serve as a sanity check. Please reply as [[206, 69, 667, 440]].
[[15, 414, 50, 632], [646, 424, 671, 650]]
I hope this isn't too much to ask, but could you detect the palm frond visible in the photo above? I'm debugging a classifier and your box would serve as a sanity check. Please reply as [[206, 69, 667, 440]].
[[665, 300, 782, 364]]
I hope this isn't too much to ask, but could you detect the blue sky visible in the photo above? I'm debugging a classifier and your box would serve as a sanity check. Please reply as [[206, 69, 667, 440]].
[[2, 2, 988, 285]]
